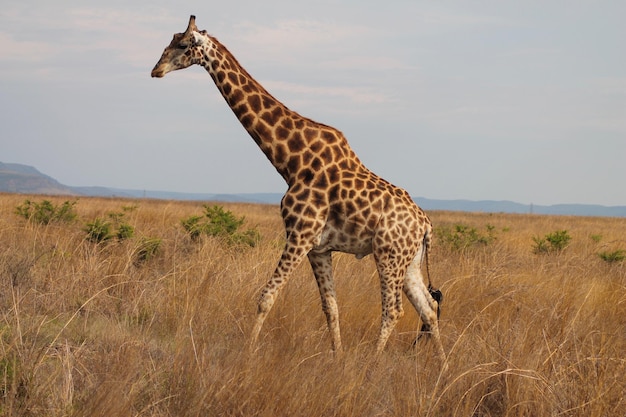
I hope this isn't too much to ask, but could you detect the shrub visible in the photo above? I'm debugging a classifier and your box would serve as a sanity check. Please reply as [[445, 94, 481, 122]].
[[181, 215, 205, 240], [116, 223, 135, 240], [84, 209, 135, 243], [202, 205, 245, 236], [532, 230, 572, 254], [229, 228, 261, 247], [435, 223, 496, 251], [84, 218, 113, 243], [121, 204, 139, 213], [134, 237, 162, 263], [598, 249, 626, 263], [181, 205, 260, 247], [15, 199, 77, 225]]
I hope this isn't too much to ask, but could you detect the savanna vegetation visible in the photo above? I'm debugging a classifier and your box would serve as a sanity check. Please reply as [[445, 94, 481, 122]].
[[1, 193, 624, 416]]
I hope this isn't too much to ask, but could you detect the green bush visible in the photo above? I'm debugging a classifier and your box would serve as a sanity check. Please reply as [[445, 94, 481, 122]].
[[181, 205, 260, 247], [116, 223, 135, 240], [590, 234, 602, 243], [435, 223, 496, 251], [205, 205, 244, 234], [181, 215, 205, 240], [84, 208, 135, 243], [15, 199, 77, 225], [134, 237, 162, 263], [84, 218, 113, 243], [598, 249, 626, 263], [532, 230, 572, 254], [228, 228, 261, 247]]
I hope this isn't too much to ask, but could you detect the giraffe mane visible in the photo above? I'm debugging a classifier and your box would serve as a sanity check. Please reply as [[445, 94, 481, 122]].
[[206, 33, 344, 134]]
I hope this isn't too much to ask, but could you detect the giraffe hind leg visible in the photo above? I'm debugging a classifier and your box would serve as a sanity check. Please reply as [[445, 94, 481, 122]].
[[375, 286, 403, 353], [374, 261, 406, 353], [403, 258, 446, 362]]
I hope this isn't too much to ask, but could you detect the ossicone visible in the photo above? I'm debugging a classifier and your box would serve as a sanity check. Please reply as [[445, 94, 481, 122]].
[[186, 15, 197, 33]]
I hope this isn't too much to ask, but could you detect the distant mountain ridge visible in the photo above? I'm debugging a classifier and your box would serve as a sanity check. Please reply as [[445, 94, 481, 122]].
[[0, 162, 74, 195], [2, 162, 625, 217], [413, 198, 626, 218]]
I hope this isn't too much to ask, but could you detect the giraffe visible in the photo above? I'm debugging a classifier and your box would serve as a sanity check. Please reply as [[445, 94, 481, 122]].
[[152, 15, 446, 362]]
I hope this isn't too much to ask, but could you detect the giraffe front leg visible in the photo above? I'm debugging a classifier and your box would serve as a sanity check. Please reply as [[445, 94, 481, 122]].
[[308, 251, 343, 354], [250, 242, 310, 351]]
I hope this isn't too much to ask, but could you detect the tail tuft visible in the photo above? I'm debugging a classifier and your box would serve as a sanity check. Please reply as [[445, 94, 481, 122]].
[[428, 286, 442, 319]]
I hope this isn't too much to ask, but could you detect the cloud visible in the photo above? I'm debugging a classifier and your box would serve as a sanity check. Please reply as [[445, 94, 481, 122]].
[[412, 8, 514, 32], [577, 78, 626, 134], [0, 32, 57, 63], [324, 55, 417, 72], [590, 76, 626, 96], [265, 80, 394, 106], [61, 7, 177, 70], [229, 18, 372, 67], [0, 3, 176, 78], [234, 19, 369, 48]]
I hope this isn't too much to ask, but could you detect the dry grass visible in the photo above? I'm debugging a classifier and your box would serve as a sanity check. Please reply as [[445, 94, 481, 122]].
[[0, 193, 624, 416]]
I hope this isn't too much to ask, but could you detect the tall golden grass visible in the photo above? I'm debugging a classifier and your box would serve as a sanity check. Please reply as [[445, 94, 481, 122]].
[[0, 193, 624, 416]]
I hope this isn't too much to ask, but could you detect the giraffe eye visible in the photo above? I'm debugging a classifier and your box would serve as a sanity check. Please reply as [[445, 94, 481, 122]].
[[177, 43, 188, 50]]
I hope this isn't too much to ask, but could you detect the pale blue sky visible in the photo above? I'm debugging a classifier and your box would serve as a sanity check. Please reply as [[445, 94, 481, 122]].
[[1, 1, 625, 206]]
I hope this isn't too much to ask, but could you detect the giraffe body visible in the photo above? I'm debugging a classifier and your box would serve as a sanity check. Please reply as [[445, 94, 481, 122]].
[[152, 16, 445, 361]]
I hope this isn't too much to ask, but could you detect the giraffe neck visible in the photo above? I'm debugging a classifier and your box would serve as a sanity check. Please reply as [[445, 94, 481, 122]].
[[197, 35, 361, 185]]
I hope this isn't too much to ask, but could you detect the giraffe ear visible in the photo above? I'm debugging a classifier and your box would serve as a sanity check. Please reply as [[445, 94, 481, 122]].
[[191, 31, 206, 46]]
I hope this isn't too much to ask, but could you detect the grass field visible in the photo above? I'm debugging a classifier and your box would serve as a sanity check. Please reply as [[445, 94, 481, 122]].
[[1, 193, 624, 416]]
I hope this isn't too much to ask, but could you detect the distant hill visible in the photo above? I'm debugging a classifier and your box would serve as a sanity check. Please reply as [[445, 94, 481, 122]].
[[0, 162, 74, 195], [2, 162, 625, 217]]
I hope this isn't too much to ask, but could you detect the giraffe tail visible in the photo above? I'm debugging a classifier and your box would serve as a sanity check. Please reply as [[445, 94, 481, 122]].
[[414, 225, 444, 345], [422, 226, 442, 319]]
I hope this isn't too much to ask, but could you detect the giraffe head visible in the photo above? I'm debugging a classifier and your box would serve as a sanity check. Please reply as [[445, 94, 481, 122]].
[[151, 15, 209, 78]]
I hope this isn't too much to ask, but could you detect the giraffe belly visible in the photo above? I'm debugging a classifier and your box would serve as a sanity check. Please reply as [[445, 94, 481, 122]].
[[312, 224, 374, 259]]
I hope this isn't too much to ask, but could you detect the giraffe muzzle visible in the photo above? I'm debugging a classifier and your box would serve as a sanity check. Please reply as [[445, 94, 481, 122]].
[[151, 67, 165, 78]]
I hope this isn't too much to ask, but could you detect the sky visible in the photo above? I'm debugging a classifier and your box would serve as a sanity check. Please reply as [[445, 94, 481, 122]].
[[1, 1, 625, 206]]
